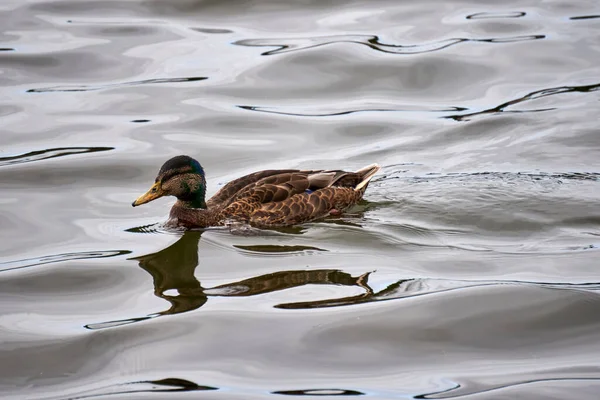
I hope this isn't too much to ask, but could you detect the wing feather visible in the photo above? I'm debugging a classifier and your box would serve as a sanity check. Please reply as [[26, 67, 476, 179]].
[[209, 163, 380, 227], [248, 187, 362, 227], [207, 169, 299, 208]]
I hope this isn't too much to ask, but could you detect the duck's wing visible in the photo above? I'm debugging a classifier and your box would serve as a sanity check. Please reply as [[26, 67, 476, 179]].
[[216, 171, 317, 221], [214, 164, 380, 226], [220, 164, 380, 227], [237, 172, 313, 203], [209, 168, 351, 208], [248, 187, 357, 227], [252, 164, 381, 227], [222, 168, 360, 207], [207, 169, 298, 209]]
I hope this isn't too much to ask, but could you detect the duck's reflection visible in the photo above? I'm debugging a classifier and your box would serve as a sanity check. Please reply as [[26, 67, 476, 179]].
[[135, 231, 206, 315], [85, 231, 372, 329], [85, 230, 600, 330]]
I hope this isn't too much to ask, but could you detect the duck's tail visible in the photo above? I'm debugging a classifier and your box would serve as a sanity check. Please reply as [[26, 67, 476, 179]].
[[354, 163, 381, 191]]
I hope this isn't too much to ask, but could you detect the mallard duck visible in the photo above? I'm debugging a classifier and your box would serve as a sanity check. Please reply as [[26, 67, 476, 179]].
[[132, 155, 380, 228]]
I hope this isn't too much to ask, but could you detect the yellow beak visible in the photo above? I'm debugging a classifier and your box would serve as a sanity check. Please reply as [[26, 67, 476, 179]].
[[132, 182, 163, 207]]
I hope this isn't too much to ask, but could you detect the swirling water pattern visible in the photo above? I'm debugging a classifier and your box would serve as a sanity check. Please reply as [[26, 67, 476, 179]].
[[1, 0, 599, 399]]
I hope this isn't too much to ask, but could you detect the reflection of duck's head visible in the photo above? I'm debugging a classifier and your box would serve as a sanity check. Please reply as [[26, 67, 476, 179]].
[[132, 155, 207, 209], [132, 230, 205, 315], [133, 230, 202, 282]]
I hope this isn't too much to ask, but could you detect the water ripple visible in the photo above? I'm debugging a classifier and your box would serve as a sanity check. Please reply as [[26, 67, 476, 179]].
[[418, 377, 600, 399], [570, 15, 600, 20], [447, 82, 600, 121], [190, 27, 233, 34], [276, 278, 600, 309], [26, 76, 207, 93], [234, 34, 544, 56], [240, 82, 599, 121], [0, 249, 131, 272], [238, 104, 466, 118], [273, 388, 365, 396], [466, 11, 526, 19], [65, 378, 217, 400], [0, 146, 113, 167], [377, 171, 600, 184]]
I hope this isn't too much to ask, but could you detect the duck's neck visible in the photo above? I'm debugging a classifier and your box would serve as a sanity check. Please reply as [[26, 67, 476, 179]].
[[178, 190, 207, 209], [170, 200, 217, 228]]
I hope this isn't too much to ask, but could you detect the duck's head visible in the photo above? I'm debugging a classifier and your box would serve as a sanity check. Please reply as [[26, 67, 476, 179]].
[[132, 155, 207, 209]]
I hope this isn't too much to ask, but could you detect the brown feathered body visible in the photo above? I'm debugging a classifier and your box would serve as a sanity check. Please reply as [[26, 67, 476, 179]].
[[170, 166, 380, 228]]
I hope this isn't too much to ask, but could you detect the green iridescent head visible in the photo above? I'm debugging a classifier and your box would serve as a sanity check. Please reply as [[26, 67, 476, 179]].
[[132, 155, 207, 209]]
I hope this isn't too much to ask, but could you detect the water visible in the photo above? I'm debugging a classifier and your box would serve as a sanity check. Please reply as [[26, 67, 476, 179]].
[[1, 0, 599, 398]]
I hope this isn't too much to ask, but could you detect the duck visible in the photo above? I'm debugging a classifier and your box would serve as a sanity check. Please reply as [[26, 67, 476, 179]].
[[132, 155, 380, 229]]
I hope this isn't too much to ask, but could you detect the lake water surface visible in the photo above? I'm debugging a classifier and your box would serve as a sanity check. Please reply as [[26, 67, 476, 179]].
[[1, 0, 600, 399]]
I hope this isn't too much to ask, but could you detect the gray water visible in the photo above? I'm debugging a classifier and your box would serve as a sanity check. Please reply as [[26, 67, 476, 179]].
[[1, 0, 600, 399]]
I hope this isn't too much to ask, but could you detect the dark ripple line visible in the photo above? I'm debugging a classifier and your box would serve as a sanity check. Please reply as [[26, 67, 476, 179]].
[[466, 11, 526, 19], [0, 48, 15, 51], [447, 82, 600, 121], [244, 82, 599, 122], [85, 316, 155, 330], [191, 27, 233, 34], [27, 76, 207, 93], [274, 388, 365, 396], [414, 384, 461, 399], [64, 378, 217, 400], [417, 377, 600, 399], [0, 146, 114, 167], [238, 104, 467, 118], [234, 34, 544, 56], [570, 15, 600, 20], [0, 250, 131, 273]]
